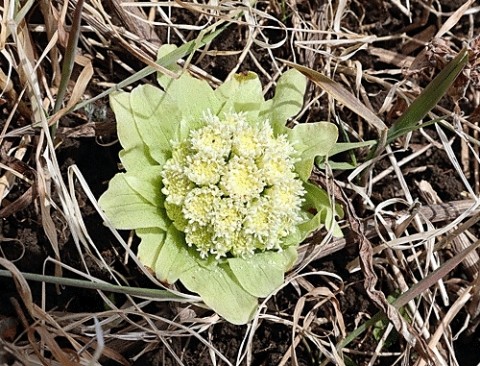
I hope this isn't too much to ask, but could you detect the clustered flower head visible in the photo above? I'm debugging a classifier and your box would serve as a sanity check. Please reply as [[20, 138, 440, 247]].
[[161, 111, 306, 259], [99, 45, 340, 325]]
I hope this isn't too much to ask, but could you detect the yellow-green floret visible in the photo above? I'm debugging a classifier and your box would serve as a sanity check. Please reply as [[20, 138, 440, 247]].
[[160, 111, 306, 259]]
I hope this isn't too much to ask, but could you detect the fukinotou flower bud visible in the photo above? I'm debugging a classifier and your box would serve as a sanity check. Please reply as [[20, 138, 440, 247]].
[[161, 111, 306, 259]]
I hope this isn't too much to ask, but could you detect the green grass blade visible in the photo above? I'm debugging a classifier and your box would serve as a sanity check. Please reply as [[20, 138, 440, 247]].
[[73, 23, 229, 113], [53, 0, 84, 115], [0, 269, 189, 301], [387, 48, 468, 143]]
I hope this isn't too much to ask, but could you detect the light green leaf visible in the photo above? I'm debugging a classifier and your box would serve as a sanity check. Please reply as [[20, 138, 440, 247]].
[[136, 228, 165, 271], [260, 69, 307, 133], [304, 181, 335, 212], [284, 184, 343, 245], [329, 140, 377, 156], [288, 122, 338, 180], [303, 182, 343, 237], [99, 172, 169, 230], [124, 166, 163, 206], [180, 263, 258, 325], [162, 73, 220, 122], [155, 46, 221, 122], [110, 91, 156, 170], [321, 204, 343, 237], [319, 161, 358, 170], [228, 247, 297, 298], [154, 225, 197, 284], [315, 140, 376, 170], [294, 212, 323, 243], [215, 72, 265, 119], [130, 84, 181, 165]]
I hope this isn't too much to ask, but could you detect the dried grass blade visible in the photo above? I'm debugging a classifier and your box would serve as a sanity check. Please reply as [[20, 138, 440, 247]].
[[395, 232, 480, 310], [281, 60, 387, 135], [0, 258, 34, 314], [357, 220, 434, 358], [110, 0, 161, 46], [38, 0, 62, 86], [49, 60, 94, 127], [0, 186, 35, 218], [11, 3, 64, 280], [436, 0, 475, 38], [339, 189, 435, 361], [34, 326, 79, 366], [338, 214, 480, 355]]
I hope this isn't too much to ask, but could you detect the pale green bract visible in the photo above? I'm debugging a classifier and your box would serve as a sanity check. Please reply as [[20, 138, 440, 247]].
[[99, 45, 341, 325]]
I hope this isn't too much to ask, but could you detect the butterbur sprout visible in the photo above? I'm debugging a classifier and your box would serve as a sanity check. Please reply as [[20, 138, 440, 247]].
[[99, 44, 341, 324], [163, 112, 304, 259]]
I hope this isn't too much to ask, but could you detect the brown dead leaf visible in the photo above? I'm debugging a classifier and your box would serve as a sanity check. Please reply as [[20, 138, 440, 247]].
[[49, 60, 94, 127], [0, 186, 36, 219], [0, 317, 18, 342]]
